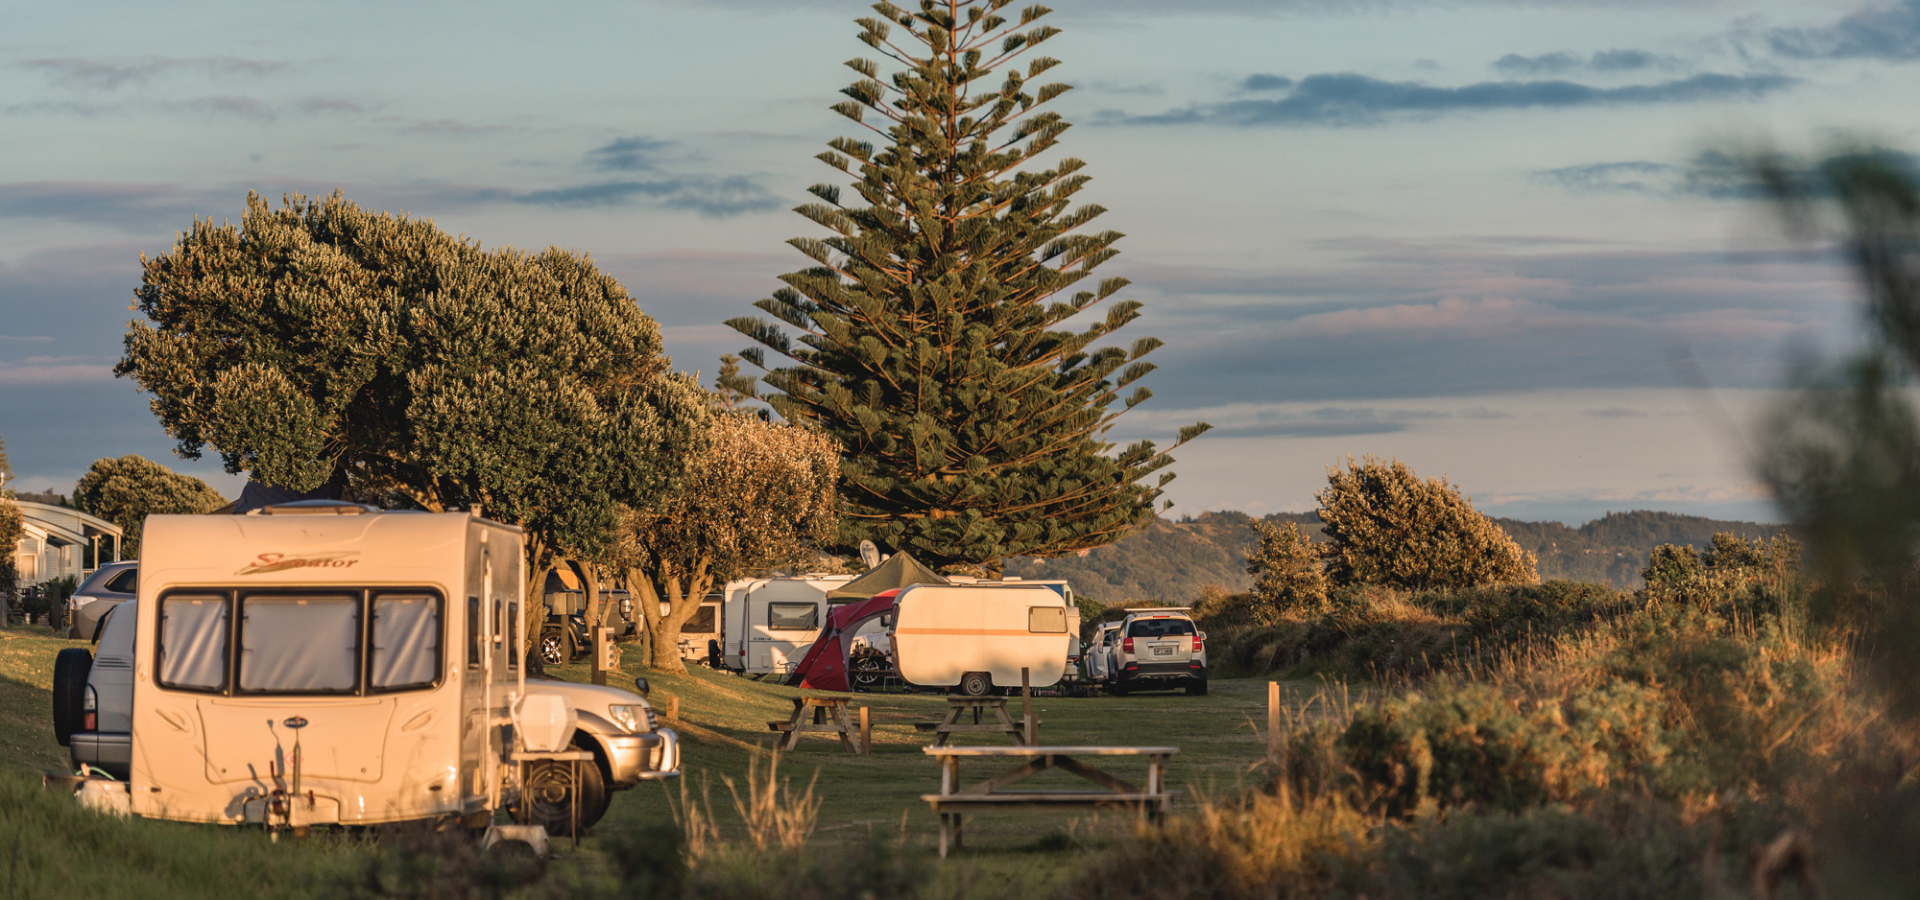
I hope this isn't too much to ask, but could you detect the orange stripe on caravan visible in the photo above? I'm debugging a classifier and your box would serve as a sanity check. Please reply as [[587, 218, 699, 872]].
[[893, 628, 1041, 637]]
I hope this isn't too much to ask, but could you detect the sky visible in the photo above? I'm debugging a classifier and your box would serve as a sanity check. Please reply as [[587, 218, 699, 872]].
[[3, 0, 1917, 525]]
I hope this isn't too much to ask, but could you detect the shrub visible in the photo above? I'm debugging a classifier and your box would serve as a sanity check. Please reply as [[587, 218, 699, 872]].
[[1316, 456, 1538, 590], [1246, 521, 1328, 619]]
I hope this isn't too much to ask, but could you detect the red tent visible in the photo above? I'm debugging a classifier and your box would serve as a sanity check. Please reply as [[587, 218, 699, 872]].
[[785, 589, 902, 691]]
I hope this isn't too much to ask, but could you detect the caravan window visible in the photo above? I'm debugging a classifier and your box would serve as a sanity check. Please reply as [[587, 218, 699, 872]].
[[158, 594, 229, 692], [371, 594, 440, 691], [684, 605, 717, 635], [467, 596, 483, 669], [1028, 606, 1067, 633], [767, 602, 818, 631], [238, 595, 360, 694]]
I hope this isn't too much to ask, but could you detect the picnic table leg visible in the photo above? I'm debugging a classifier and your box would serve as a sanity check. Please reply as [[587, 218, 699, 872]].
[[939, 813, 951, 859], [859, 706, 871, 755], [833, 704, 856, 754]]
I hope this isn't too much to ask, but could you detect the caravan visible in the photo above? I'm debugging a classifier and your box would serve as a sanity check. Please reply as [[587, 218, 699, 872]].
[[51, 502, 678, 830], [889, 583, 1077, 695], [721, 575, 856, 675]]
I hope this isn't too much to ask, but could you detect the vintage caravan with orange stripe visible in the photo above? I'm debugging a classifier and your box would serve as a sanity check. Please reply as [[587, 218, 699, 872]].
[[124, 502, 528, 828], [887, 583, 1076, 696]]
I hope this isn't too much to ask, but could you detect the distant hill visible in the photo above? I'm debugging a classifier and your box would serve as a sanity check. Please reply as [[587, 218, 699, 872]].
[[1005, 509, 1787, 604]]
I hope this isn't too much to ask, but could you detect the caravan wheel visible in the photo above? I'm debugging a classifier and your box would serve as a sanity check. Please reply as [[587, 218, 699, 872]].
[[958, 671, 992, 697]]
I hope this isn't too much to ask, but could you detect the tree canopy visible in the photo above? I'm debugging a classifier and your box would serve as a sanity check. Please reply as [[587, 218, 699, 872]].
[[1316, 457, 1537, 591], [72, 455, 226, 556], [607, 410, 840, 672], [727, 0, 1206, 574], [118, 192, 707, 609], [1245, 520, 1328, 618]]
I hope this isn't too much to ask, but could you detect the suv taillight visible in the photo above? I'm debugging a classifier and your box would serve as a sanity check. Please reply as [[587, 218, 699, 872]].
[[1192, 636, 1203, 652], [1122, 637, 1134, 653]]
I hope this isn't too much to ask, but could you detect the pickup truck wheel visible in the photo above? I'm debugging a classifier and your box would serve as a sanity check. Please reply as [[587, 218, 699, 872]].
[[525, 750, 607, 836], [957, 671, 992, 697], [52, 648, 92, 747], [538, 631, 566, 667]]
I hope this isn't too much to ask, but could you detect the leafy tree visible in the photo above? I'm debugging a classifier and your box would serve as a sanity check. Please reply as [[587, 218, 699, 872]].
[[117, 192, 707, 643], [606, 411, 840, 672], [72, 455, 227, 557], [0, 497, 20, 605], [1316, 456, 1537, 590], [1640, 543, 1703, 588], [0, 434, 12, 491], [1245, 520, 1328, 619], [728, 0, 1207, 574]]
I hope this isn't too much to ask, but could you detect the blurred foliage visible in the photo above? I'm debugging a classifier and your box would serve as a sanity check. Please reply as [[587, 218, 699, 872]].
[[1245, 520, 1328, 620]]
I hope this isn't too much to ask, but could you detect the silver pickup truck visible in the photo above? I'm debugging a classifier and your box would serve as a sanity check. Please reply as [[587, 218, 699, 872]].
[[53, 599, 676, 834]]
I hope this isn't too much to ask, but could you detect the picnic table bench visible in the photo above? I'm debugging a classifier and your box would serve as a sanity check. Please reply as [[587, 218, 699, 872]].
[[912, 697, 1032, 747], [767, 696, 869, 754], [921, 745, 1179, 857]]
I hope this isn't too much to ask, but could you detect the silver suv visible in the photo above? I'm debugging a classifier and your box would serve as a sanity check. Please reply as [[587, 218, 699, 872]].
[[1108, 607, 1208, 696]]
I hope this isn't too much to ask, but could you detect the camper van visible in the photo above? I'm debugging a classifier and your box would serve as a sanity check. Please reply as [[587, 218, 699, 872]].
[[49, 503, 677, 831], [722, 575, 856, 675], [888, 583, 1076, 696], [671, 593, 723, 665]]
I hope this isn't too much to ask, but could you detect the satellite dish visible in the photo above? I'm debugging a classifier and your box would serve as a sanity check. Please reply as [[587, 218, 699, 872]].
[[858, 540, 882, 570]]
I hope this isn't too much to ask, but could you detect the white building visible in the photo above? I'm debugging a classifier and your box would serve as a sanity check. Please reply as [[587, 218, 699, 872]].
[[10, 501, 123, 587]]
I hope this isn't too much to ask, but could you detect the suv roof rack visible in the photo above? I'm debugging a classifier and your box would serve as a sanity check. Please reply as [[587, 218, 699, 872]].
[[1123, 607, 1191, 613]]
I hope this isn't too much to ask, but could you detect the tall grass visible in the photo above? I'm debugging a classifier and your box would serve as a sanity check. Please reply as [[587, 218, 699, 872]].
[[0, 771, 360, 899]]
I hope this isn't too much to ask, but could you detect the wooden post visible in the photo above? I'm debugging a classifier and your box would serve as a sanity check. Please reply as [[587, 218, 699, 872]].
[[1267, 680, 1281, 759], [859, 705, 871, 755], [591, 626, 611, 686], [1021, 667, 1035, 747], [665, 695, 680, 720]]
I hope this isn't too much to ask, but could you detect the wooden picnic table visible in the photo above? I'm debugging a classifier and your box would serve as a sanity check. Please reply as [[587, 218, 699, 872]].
[[913, 697, 1030, 747], [921, 745, 1179, 858], [767, 695, 869, 754]]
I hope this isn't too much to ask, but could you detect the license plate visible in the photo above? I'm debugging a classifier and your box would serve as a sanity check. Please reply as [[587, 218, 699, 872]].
[[1153, 647, 1173, 657]]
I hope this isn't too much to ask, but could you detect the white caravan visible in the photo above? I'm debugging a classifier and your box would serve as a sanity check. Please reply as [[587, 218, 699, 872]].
[[722, 575, 856, 675], [887, 583, 1075, 696], [117, 504, 530, 828]]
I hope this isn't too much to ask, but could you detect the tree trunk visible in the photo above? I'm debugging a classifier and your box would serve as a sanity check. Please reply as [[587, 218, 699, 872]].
[[523, 537, 557, 667], [637, 557, 716, 674]]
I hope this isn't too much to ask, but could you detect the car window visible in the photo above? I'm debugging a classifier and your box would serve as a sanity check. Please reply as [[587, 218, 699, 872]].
[[1127, 618, 1195, 638], [104, 569, 138, 594]]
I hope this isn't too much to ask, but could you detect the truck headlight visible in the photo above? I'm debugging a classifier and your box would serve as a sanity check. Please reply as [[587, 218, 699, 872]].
[[608, 704, 647, 733]]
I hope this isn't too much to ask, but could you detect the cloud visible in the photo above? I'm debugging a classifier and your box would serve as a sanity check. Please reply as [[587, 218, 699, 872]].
[[1237, 73, 1295, 92], [1126, 71, 1796, 127], [0, 181, 230, 230], [1539, 148, 1920, 201], [1278, 295, 1617, 338], [483, 176, 782, 217], [1767, 0, 1920, 61], [1584, 406, 1646, 418], [1494, 49, 1682, 76], [0, 359, 115, 385], [586, 136, 673, 172], [1188, 405, 1452, 438], [19, 56, 291, 91], [1535, 160, 1685, 195], [1460, 406, 1514, 419]]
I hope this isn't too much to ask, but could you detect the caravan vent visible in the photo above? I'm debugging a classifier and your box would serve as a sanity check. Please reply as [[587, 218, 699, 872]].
[[255, 501, 379, 516]]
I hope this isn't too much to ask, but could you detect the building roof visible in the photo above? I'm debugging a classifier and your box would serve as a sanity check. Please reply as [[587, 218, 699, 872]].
[[14, 501, 122, 547]]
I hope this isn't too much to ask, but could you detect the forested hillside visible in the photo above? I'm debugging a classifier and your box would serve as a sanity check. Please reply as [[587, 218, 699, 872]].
[[1005, 509, 1786, 604]]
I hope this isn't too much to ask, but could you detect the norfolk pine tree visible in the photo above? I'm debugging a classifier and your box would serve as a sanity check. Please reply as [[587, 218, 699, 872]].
[[728, 0, 1208, 573]]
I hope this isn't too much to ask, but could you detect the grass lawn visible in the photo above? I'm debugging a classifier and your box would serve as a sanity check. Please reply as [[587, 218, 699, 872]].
[[1, 623, 1348, 896]]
